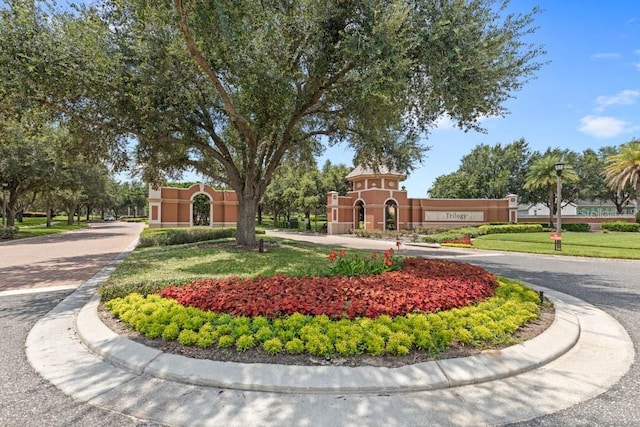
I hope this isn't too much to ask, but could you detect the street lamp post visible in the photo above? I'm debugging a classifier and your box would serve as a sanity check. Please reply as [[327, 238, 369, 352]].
[[554, 162, 564, 251], [2, 183, 7, 229]]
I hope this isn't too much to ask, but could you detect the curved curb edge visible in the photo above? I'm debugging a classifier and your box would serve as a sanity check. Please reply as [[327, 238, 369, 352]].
[[77, 286, 580, 394]]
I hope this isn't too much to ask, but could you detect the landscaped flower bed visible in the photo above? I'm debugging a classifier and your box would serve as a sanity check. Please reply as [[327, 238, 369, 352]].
[[103, 249, 543, 359], [105, 278, 540, 358], [158, 258, 498, 319]]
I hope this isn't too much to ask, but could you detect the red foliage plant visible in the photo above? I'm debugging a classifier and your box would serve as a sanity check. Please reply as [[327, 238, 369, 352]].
[[443, 236, 473, 246], [158, 258, 499, 319]]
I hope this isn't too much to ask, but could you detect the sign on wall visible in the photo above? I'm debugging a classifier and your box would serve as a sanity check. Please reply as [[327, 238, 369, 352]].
[[425, 211, 484, 221]]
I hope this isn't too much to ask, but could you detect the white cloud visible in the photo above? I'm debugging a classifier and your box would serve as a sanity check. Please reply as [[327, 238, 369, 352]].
[[595, 89, 640, 111], [590, 52, 621, 60], [578, 115, 630, 138], [433, 115, 455, 130]]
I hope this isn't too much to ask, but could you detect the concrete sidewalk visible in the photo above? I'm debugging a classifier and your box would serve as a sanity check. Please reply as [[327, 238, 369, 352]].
[[24, 230, 635, 426]]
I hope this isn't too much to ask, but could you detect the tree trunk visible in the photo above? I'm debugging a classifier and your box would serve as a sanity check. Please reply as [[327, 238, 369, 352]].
[[6, 192, 17, 227], [305, 210, 311, 230], [257, 203, 262, 225], [67, 207, 74, 225], [46, 208, 52, 228], [236, 197, 258, 247]]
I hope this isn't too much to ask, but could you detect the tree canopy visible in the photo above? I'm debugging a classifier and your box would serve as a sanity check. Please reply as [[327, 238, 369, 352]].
[[604, 139, 640, 213], [428, 139, 531, 198], [523, 152, 579, 227], [2, 0, 545, 245]]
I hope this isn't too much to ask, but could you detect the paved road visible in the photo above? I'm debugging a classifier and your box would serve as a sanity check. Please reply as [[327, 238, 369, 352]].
[[1, 226, 639, 425], [0, 222, 156, 426]]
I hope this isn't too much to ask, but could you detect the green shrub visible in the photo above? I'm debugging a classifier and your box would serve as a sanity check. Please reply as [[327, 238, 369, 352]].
[[177, 329, 199, 346], [601, 221, 640, 232], [421, 227, 484, 244], [284, 338, 305, 354], [263, 338, 284, 355], [162, 323, 181, 340], [197, 325, 217, 348], [138, 227, 234, 247], [218, 335, 235, 347], [254, 326, 274, 343], [326, 249, 402, 276], [363, 333, 386, 356], [385, 331, 414, 355], [236, 335, 255, 352], [561, 223, 590, 232], [478, 223, 543, 234], [137, 227, 266, 247], [0, 226, 19, 240], [305, 333, 333, 356]]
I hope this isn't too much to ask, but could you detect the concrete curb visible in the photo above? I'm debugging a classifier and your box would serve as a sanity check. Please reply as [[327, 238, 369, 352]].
[[76, 287, 580, 394]]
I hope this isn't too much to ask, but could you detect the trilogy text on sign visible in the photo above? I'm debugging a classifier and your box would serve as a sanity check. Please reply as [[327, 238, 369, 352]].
[[424, 211, 485, 222]]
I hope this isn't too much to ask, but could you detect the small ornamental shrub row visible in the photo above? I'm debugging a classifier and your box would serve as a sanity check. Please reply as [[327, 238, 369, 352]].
[[348, 228, 388, 239], [158, 257, 498, 319], [0, 226, 19, 240], [561, 223, 590, 232], [441, 236, 473, 248], [601, 221, 640, 232], [478, 223, 544, 234], [105, 279, 541, 358], [138, 227, 238, 247], [421, 227, 485, 244]]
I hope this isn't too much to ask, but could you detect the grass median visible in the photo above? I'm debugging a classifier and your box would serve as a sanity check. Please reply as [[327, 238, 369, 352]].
[[473, 231, 640, 259]]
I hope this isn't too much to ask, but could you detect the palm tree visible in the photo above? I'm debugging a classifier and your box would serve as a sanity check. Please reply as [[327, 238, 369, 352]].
[[603, 139, 640, 216], [524, 154, 579, 227]]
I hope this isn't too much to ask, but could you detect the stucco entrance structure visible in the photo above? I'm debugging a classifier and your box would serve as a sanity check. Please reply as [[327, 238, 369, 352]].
[[147, 167, 518, 233], [148, 183, 238, 228], [327, 166, 518, 235]]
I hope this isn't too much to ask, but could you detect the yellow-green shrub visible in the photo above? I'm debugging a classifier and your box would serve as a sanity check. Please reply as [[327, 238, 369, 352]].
[[104, 278, 545, 358]]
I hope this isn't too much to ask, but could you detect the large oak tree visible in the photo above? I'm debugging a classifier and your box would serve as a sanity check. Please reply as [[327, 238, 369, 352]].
[[2, 0, 545, 246]]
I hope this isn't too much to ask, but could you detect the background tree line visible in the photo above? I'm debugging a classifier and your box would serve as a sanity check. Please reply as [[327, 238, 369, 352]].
[[0, 111, 147, 227], [427, 138, 639, 220]]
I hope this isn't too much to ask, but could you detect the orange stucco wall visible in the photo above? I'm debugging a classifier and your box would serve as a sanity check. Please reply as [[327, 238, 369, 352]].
[[327, 174, 518, 234], [148, 183, 239, 228]]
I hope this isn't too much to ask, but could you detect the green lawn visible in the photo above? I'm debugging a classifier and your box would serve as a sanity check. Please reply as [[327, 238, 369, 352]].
[[100, 237, 341, 300], [13, 216, 89, 238], [473, 231, 640, 259]]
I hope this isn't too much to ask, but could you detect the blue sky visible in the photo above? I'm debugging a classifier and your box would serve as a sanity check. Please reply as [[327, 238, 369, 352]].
[[322, 0, 640, 196]]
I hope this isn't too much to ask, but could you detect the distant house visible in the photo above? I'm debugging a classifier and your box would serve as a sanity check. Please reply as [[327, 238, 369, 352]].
[[575, 200, 636, 217], [517, 202, 577, 217], [518, 200, 637, 223]]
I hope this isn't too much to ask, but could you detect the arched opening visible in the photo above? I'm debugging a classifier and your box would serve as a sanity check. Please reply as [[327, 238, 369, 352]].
[[355, 200, 365, 229], [385, 200, 398, 231], [192, 194, 211, 226]]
